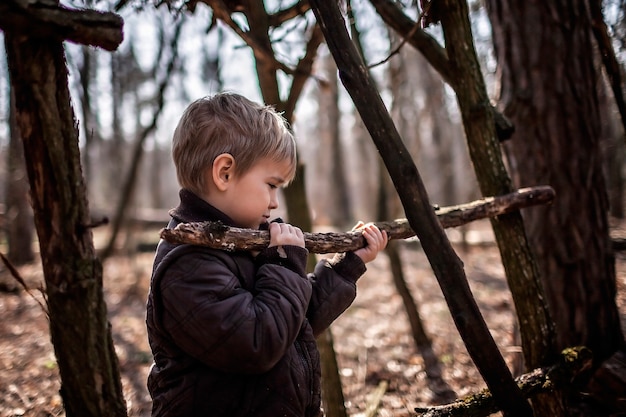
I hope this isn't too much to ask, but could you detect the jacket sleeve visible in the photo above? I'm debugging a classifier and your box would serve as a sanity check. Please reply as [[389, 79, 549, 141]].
[[306, 251, 367, 336], [158, 247, 311, 374]]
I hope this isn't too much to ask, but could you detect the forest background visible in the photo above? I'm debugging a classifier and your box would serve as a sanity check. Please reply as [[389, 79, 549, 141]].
[[1, 0, 626, 416]]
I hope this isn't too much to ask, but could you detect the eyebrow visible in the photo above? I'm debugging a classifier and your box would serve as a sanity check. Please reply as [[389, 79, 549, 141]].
[[269, 176, 286, 184]]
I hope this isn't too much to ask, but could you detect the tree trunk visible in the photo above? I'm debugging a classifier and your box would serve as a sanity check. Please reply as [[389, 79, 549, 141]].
[[437, 2, 562, 414], [4, 32, 126, 417], [486, 0, 625, 413], [5, 85, 34, 266]]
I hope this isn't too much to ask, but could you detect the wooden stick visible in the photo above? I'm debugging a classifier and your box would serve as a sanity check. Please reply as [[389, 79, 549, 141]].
[[160, 185, 555, 253]]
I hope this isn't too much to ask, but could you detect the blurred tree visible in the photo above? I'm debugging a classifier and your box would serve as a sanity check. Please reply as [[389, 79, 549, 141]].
[[486, 0, 626, 414], [101, 15, 183, 259], [595, 0, 626, 218], [311, 49, 352, 228], [4, 86, 34, 266]]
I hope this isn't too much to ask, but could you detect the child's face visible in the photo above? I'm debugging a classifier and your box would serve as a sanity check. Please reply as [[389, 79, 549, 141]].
[[221, 158, 292, 229]]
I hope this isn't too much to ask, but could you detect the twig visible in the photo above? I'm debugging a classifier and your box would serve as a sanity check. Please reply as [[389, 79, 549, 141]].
[[0, 253, 49, 316], [364, 380, 389, 417], [160, 185, 555, 253]]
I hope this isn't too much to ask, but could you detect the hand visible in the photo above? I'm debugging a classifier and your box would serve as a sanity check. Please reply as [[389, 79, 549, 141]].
[[268, 222, 305, 248], [353, 221, 388, 264]]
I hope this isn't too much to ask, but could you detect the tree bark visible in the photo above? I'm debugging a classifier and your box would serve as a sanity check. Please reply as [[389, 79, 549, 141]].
[[4, 28, 126, 417]]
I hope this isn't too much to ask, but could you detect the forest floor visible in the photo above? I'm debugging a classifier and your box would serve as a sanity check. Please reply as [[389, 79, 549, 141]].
[[0, 219, 625, 417]]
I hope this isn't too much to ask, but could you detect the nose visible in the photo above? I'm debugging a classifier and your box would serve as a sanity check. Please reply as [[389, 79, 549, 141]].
[[269, 190, 279, 210]]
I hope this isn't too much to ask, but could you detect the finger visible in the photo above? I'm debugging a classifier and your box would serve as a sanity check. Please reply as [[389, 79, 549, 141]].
[[269, 222, 281, 234], [352, 221, 365, 231]]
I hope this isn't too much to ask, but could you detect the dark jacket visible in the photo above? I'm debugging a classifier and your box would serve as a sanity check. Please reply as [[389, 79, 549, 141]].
[[146, 189, 367, 416]]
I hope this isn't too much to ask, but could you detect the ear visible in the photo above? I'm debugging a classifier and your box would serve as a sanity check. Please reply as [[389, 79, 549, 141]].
[[212, 153, 235, 191]]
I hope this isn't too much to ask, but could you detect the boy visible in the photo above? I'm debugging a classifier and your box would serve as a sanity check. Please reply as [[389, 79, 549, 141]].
[[146, 92, 387, 417]]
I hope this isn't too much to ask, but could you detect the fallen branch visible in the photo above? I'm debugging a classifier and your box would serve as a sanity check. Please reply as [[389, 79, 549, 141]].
[[160, 185, 555, 253], [414, 346, 593, 417]]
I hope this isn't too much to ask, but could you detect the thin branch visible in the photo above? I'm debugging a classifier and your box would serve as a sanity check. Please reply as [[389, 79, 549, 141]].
[[363, 380, 388, 417], [368, 0, 451, 83], [268, 0, 311, 27], [160, 186, 555, 253], [0, 252, 49, 316], [201, 0, 296, 75], [368, 6, 427, 69]]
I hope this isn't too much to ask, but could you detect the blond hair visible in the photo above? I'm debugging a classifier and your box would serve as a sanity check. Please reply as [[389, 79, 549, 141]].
[[172, 93, 297, 196]]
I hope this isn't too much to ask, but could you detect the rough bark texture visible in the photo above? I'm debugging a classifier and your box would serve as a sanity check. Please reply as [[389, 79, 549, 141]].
[[160, 186, 555, 252], [486, 0, 625, 386], [308, 2, 533, 415], [4, 22, 126, 417]]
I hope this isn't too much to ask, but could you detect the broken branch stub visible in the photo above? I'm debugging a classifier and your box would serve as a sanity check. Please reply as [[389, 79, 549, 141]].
[[160, 186, 555, 253]]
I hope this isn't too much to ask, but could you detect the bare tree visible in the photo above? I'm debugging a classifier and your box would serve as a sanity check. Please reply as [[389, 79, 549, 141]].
[[311, 49, 352, 228], [1, 1, 127, 415], [4, 86, 34, 266], [101, 15, 183, 259]]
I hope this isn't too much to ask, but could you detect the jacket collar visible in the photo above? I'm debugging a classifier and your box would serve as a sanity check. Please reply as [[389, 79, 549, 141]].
[[168, 189, 236, 226]]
